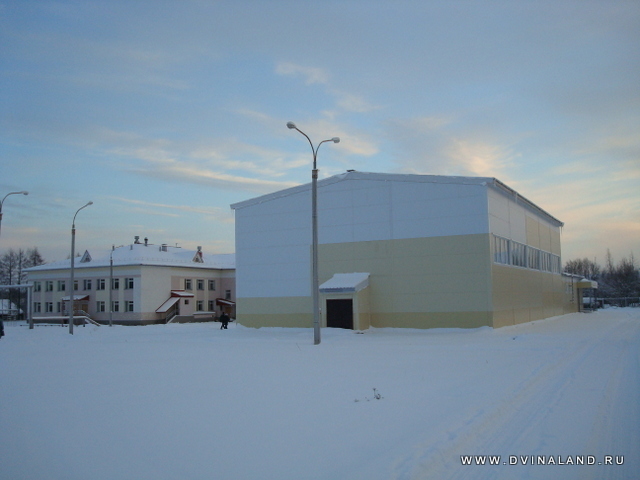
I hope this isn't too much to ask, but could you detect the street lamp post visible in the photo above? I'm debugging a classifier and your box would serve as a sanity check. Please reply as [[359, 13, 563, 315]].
[[287, 122, 340, 345], [109, 245, 114, 327], [68, 201, 93, 334], [0, 191, 29, 240]]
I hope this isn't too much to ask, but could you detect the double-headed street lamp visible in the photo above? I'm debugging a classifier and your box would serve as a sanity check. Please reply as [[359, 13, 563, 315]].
[[287, 122, 340, 345], [0, 191, 29, 240], [68, 201, 93, 335]]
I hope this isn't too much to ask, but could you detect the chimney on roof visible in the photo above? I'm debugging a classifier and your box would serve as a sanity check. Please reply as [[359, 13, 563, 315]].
[[144, 237, 148, 246], [134, 236, 140, 244]]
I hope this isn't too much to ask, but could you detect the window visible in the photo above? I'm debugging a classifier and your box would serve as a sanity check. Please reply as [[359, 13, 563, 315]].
[[45, 281, 53, 292], [527, 247, 540, 270], [493, 236, 510, 265], [34, 302, 41, 313], [57, 302, 62, 313], [96, 279, 106, 290], [97, 301, 106, 312], [125, 278, 134, 290], [196, 300, 203, 311], [208, 280, 216, 291], [225, 290, 231, 300], [73, 280, 79, 291], [540, 251, 551, 272], [510, 241, 527, 268], [34, 281, 41, 292], [83, 279, 92, 290], [208, 300, 215, 311], [492, 234, 560, 275], [112, 301, 119, 312], [125, 301, 134, 312], [45, 302, 53, 313], [185, 279, 192, 290], [197, 279, 204, 290], [112, 278, 120, 290], [57, 280, 66, 291]]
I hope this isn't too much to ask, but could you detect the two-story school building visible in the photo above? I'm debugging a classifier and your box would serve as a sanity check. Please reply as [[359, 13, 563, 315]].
[[25, 238, 235, 325], [231, 171, 589, 330]]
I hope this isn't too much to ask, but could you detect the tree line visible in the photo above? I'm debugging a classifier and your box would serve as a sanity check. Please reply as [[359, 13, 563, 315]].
[[0, 248, 45, 316], [564, 250, 640, 298]]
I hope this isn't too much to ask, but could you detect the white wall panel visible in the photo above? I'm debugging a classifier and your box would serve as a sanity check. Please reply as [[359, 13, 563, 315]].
[[235, 176, 490, 299]]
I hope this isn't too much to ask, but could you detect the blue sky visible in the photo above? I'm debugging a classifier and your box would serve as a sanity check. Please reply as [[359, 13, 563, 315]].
[[1, 0, 638, 265]]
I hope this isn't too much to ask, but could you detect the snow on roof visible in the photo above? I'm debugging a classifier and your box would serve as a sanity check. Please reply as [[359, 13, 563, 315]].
[[319, 273, 370, 293], [25, 243, 235, 272]]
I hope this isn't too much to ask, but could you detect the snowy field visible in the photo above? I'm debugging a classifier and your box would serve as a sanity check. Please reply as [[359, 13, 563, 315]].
[[1, 309, 638, 480]]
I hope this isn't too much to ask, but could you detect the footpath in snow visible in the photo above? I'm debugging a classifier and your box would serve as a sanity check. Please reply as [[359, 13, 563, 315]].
[[1, 308, 638, 480]]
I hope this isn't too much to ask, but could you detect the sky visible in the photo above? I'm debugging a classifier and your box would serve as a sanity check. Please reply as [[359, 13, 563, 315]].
[[1, 0, 639, 264]]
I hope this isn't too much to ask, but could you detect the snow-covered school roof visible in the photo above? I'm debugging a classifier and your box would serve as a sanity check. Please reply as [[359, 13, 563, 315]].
[[25, 242, 235, 272]]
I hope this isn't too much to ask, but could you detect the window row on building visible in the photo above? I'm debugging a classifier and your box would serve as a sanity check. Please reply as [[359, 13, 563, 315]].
[[492, 234, 561, 274], [184, 278, 219, 291], [33, 301, 135, 313], [33, 277, 135, 292]]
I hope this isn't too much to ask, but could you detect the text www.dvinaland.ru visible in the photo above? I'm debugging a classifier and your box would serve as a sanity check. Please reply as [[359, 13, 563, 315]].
[[460, 455, 624, 466]]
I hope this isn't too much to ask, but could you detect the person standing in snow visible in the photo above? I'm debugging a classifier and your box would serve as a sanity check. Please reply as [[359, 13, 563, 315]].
[[219, 311, 229, 330]]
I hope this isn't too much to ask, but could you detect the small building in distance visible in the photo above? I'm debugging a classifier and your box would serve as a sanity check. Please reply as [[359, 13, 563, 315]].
[[25, 237, 235, 325], [231, 171, 588, 330]]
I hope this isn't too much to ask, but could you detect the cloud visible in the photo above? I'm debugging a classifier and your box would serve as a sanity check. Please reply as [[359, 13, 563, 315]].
[[385, 116, 515, 178], [275, 62, 329, 85], [129, 160, 300, 194], [110, 197, 235, 223], [511, 165, 640, 260], [96, 128, 305, 193], [275, 62, 382, 117], [332, 90, 380, 113], [443, 138, 517, 178]]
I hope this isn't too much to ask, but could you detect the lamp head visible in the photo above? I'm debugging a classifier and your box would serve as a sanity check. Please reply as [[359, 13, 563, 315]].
[[22, 191, 29, 195], [286, 121, 297, 130], [332, 137, 340, 144]]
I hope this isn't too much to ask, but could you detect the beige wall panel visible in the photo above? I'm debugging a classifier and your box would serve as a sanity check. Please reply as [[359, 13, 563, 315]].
[[526, 216, 541, 249], [524, 215, 561, 256], [539, 223, 552, 253], [370, 311, 492, 329], [492, 309, 515, 328], [357, 286, 371, 330], [237, 296, 312, 328], [321, 234, 493, 325], [239, 313, 311, 328], [550, 230, 562, 256], [492, 264, 565, 326]]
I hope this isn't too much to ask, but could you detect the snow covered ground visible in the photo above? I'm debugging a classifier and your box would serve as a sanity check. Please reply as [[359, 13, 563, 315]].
[[1, 309, 638, 480]]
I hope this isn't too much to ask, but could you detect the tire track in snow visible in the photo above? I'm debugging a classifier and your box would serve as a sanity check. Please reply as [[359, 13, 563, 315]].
[[390, 315, 640, 480], [581, 313, 640, 480]]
